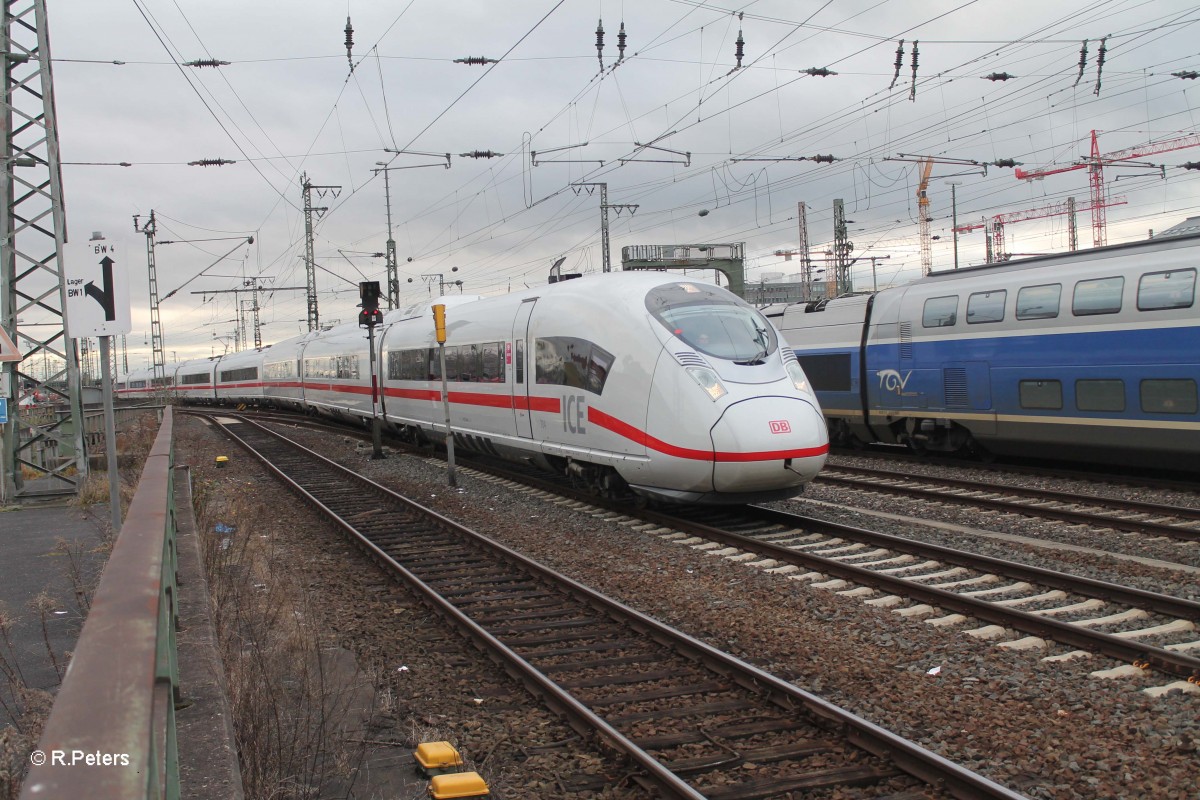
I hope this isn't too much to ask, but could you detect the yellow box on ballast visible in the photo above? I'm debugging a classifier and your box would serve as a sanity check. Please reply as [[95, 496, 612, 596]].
[[428, 771, 489, 799], [413, 741, 463, 776]]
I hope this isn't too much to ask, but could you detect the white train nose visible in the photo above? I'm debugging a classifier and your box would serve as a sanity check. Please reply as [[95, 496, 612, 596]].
[[710, 397, 828, 492]]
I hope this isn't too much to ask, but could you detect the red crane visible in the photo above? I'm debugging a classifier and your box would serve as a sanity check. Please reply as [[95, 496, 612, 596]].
[[953, 195, 1126, 262], [1015, 130, 1200, 248]]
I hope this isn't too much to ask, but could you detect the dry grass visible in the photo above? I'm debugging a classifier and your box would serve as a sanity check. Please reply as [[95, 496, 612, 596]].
[[194, 481, 372, 799]]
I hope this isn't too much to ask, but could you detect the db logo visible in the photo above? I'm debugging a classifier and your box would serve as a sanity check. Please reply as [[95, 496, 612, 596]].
[[769, 420, 791, 434]]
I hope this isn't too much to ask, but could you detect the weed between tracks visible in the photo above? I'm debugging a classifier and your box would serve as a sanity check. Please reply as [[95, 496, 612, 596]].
[[193, 479, 374, 800]]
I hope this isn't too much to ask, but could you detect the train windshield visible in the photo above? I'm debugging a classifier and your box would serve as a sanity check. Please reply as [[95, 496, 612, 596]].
[[646, 282, 777, 363]]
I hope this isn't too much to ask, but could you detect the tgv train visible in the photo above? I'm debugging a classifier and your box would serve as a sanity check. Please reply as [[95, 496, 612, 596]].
[[768, 232, 1200, 471], [120, 272, 829, 504]]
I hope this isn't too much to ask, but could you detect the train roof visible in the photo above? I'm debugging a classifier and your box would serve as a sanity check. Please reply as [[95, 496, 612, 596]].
[[922, 229, 1200, 283]]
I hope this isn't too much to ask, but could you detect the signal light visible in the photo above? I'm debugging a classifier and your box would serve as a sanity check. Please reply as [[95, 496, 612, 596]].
[[359, 281, 382, 328]]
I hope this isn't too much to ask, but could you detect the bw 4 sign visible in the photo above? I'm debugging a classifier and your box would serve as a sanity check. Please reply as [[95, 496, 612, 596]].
[[65, 240, 132, 337]]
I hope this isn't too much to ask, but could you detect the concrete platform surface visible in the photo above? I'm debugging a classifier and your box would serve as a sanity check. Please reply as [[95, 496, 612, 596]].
[[0, 501, 112, 726]]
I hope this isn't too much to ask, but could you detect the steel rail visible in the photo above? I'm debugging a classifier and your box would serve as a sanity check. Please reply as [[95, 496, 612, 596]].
[[637, 505, 1200, 680], [818, 473, 1200, 541], [824, 464, 1200, 521], [213, 413, 1028, 800]]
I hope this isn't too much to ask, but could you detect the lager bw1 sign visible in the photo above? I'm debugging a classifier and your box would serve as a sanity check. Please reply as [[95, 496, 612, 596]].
[[65, 239, 132, 337]]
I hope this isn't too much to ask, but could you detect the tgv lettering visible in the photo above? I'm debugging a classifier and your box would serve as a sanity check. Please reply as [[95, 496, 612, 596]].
[[877, 369, 912, 394]]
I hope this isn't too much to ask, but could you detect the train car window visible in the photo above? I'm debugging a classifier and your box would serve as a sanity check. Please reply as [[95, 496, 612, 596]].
[[587, 346, 614, 394], [335, 356, 359, 380], [219, 367, 257, 383], [442, 346, 460, 381], [1076, 379, 1125, 412], [480, 342, 504, 382], [1016, 284, 1061, 320], [515, 340, 524, 384], [922, 296, 958, 328], [1072, 276, 1123, 316], [1019, 379, 1062, 410], [386, 350, 402, 380], [535, 337, 612, 395], [646, 282, 777, 362], [129, 380, 148, 389], [796, 354, 852, 392], [966, 290, 1007, 324], [1141, 379, 1198, 415], [181, 372, 209, 385], [264, 361, 296, 379], [1137, 269, 1195, 311]]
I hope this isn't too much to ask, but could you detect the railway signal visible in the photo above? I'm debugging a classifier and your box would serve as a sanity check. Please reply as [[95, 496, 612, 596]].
[[358, 281, 383, 328], [359, 281, 385, 459]]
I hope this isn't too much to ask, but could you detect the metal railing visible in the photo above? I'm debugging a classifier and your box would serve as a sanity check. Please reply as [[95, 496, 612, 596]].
[[20, 406, 179, 799]]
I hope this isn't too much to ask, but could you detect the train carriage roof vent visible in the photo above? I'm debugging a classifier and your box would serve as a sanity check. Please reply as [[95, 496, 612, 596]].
[[673, 350, 712, 369]]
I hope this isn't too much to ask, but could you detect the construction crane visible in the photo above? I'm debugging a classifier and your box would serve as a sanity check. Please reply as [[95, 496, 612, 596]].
[[1015, 130, 1200, 248], [954, 195, 1126, 262], [917, 157, 934, 274]]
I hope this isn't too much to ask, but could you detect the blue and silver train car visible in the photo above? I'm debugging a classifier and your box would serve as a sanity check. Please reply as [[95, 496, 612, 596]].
[[773, 232, 1200, 470]]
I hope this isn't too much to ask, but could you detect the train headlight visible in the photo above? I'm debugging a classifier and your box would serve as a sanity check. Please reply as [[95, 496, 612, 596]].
[[686, 366, 727, 401], [786, 361, 816, 398]]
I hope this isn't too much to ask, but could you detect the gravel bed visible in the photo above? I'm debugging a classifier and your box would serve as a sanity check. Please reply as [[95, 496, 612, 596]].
[[811, 455, 1200, 578], [177, 416, 650, 800], [238, 422, 1200, 800]]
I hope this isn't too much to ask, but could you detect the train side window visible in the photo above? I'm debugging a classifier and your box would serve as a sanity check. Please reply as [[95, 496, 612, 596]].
[[181, 372, 209, 385], [1141, 379, 1198, 414], [535, 337, 610, 394], [1072, 276, 1123, 316], [796, 353, 852, 392], [1137, 269, 1195, 311], [515, 340, 524, 384], [219, 367, 257, 383], [481, 342, 504, 382], [1076, 379, 1125, 412], [1019, 379, 1062, 410], [966, 290, 1006, 324], [922, 296, 958, 328], [1016, 284, 1061, 320], [443, 346, 461, 382], [587, 346, 614, 394]]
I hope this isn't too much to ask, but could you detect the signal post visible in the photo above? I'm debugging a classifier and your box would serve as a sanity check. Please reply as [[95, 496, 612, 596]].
[[432, 303, 456, 487], [358, 281, 385, 460]]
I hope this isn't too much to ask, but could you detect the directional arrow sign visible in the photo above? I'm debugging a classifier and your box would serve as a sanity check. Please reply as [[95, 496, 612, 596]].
[[66, 240, 132, 337]]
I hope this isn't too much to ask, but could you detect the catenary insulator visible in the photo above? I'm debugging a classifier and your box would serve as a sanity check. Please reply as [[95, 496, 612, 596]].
[[617, 21, 626, 62], [735, 29, 744, 69], [595, 19, 605, 69], [983, 72, 1015, 81]]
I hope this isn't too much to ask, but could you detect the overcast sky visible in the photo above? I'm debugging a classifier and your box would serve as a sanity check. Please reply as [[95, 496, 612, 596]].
[[44, 0, 1200, 367]]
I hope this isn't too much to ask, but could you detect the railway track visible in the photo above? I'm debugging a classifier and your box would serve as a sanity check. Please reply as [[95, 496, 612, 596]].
[[189, 407, 1200, 686], [408, 455, 1200, 690], [817, 464, 1200, 543], [207, 412, 1026, 800]]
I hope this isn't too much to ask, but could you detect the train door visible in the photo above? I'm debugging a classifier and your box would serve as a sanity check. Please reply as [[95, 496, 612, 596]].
[[511, 298, 536, 438]]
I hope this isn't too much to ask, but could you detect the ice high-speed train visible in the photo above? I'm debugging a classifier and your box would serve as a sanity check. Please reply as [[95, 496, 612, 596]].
[[121, 272, 829, 503], [769, 232, 1200, 471]]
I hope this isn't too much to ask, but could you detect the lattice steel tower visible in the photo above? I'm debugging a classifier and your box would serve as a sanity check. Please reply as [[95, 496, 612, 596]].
[[1, 0, 86, 501], [301, 172, 339, 331]]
